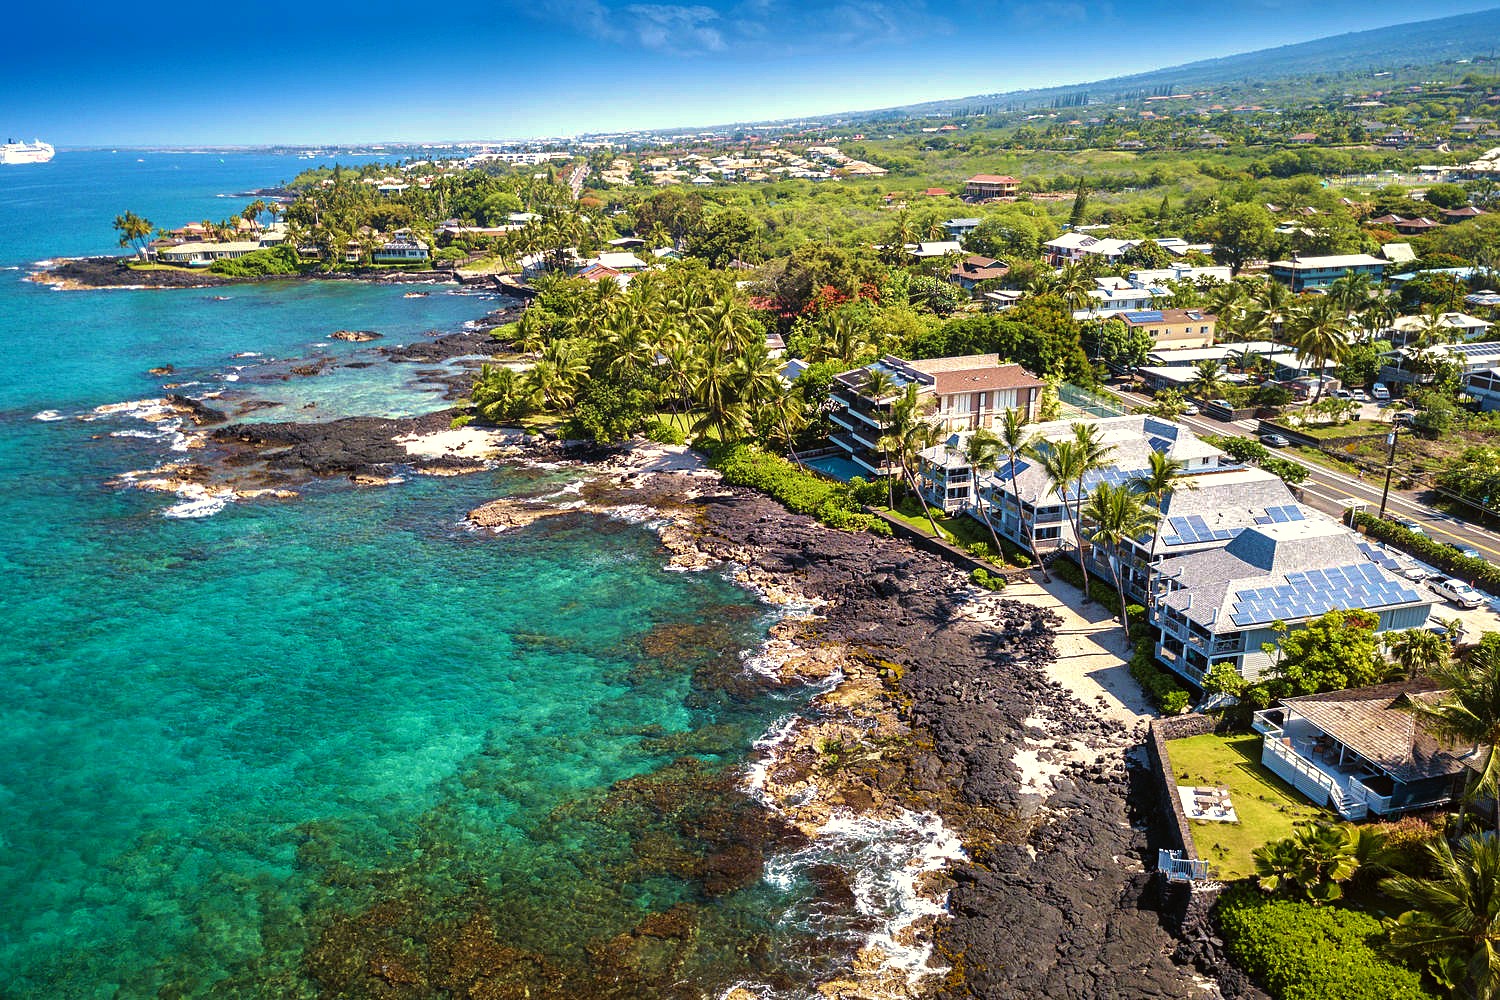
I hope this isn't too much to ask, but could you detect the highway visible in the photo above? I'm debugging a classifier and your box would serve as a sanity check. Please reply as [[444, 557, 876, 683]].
[[1095, 383, 1500, 562]]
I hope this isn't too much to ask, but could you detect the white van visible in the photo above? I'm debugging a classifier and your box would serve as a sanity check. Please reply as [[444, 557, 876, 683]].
[[1372, 382, 1390, 401]]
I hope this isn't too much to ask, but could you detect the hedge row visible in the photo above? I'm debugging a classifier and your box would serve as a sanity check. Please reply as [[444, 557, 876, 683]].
[[713, 446, 891, 536], [1050, 559, 1191, 713], [1353, 512, 1499, 596], [1217, 888, 1435, 1000]]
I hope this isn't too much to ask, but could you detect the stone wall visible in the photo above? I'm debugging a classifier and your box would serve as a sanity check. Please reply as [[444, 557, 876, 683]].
[[868, 510, 1032, 580], [1148, 713, 1217, 857]]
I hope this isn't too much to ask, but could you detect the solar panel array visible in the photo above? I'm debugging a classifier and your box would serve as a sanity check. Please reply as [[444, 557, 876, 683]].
[[1228, 562, 1422, 627], [1251, 505, 1306, 526], [1080, 466, 1148, 492], [1357, 541, 1405, 572], [1448, 341, 1500, 359], [1160, 514, 1238, 546]]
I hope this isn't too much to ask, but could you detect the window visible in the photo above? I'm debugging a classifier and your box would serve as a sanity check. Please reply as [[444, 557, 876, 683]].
[[1034, 525, 1062, 540]]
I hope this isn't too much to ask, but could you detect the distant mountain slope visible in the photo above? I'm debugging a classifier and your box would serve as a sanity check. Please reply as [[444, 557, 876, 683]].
[[851, 7, 1500, 118]]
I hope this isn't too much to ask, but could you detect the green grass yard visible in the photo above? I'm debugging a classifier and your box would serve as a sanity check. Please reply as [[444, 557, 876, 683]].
[[1165, 733, 1330, 880]]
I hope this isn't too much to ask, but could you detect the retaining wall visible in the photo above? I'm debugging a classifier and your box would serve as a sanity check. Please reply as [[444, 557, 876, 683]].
[[1148, 713, 1218, 857]]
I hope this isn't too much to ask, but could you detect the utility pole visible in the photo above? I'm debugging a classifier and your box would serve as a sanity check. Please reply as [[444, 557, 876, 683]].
[[1378, 424, 1399, 520]]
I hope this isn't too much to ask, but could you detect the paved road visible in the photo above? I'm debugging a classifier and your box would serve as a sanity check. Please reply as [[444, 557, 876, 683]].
[[1096, 384, 1500, 562]]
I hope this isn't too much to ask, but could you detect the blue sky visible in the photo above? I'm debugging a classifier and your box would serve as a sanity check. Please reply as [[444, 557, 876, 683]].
[[3, 0, 1496, 144]]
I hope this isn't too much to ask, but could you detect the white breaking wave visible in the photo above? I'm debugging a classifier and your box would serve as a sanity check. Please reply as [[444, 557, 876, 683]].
[[162, 494, 232, 519], [763, 809, 967, 984], [32, 409, 65, 422]]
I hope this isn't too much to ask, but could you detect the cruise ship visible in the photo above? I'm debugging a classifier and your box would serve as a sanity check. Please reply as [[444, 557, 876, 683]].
[[2, 139, 55, 164]]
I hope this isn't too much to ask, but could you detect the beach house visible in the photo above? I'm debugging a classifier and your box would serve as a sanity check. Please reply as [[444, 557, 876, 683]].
[[1252, 681, 1479, 819]]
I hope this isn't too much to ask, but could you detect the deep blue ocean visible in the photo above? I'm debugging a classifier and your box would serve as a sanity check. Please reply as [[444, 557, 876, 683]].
[[0, 153, 848, 997]]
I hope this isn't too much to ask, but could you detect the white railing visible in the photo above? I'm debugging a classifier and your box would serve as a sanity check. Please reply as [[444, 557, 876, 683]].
[[1346, 776, 1393, 816]]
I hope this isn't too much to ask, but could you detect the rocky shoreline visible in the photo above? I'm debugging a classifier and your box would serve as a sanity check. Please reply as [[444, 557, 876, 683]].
[[464, 469, 1216, 999], [27, 255, 461, 291]]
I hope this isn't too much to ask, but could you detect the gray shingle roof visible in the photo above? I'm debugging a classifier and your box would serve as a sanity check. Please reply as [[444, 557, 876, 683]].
[[1285, 681, 1478, 784]]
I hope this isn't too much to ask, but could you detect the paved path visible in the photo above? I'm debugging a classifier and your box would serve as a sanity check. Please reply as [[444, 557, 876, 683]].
[[963, 574, 1157, 730]]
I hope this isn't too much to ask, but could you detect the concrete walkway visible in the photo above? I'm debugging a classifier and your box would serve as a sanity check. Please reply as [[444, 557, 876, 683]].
[[997, 574, 1157, 730]]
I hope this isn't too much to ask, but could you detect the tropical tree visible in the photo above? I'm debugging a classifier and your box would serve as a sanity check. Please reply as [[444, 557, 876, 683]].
[[1188, 358, 1227, 400], [962, 428, 1005, 560], [1387, 627, 1451, 678], [1080, 482, 1158, 636], [112, 211, 155, 256], [887, 383, 943, 535], [997, 406, 1049, 580], [1025, 425, 1115, 596], [1402, 646, 1500, 833], [1382, 833, 1500, 1000], [1288, 295, 1348, 403], [1253, 822, 1367, 902]]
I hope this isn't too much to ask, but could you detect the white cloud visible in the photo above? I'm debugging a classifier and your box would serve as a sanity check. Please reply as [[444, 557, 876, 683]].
[[529, 0, 942, 56], [624, 4, 727, 52]]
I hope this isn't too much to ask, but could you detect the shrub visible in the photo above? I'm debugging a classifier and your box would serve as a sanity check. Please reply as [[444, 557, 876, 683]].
[[714, 445, 887, 536], [846, 475, 886, 507], [449, 414, 474, 430], [1353, 513, 1500, 596], [1217, 888, 1435, 1000], [645, 419, 686, 445], [208, 243, 303, 277], [965, 541, 992, 559], [971, 568, 1006, 591], [1009, 551, 1032, 568]]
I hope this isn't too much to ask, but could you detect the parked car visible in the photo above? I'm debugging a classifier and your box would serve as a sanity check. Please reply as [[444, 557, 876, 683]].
[[1372, 382, 1390, 401], [1350, 390, 1370, 403], [1208, 398, 1233, 412], [1394, 410, 1417, 426], [1260, 433, 1290, 447], [1393, 517, 1426, 536], [1446, 541, 1484, 560], [1334, 389, 1352, 400], [1431, 577, 1486, 609], [1181, 402, 1200, 415]]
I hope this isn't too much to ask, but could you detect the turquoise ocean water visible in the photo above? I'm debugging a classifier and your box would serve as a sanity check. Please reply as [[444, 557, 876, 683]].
[[0, 153, 834, 996]]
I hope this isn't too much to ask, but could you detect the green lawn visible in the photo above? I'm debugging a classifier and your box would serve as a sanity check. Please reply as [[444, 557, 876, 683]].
[[1284, 419, 1385, 441], [1165, 733, 1330, 880]]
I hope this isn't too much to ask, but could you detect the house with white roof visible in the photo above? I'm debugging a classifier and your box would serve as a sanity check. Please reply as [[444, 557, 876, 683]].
[[1152, 518, 1433, 684], [920, 415, 1233, 552], [1382, 312, 1492, 347]]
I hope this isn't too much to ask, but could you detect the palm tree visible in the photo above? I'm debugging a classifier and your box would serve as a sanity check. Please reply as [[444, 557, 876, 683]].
[[1129, 449, 1191, 510], [1188, 358, 1227, 401], [1382, 833, 1500, 1000], [1025, 438, 1088, 595], [962, 428, 1005, 560], [902, 418, 945, 536], [888, 384, 943, 536], [1253, 822, 1363, 902], [1288, 295, 1348, 403], [1402, 649, 1500, 833], [997, 407, 1049, 580], [1386, 628, 1451, 678], [1080, 482, 1158, 637], [1129, 449, 1192, 603]]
